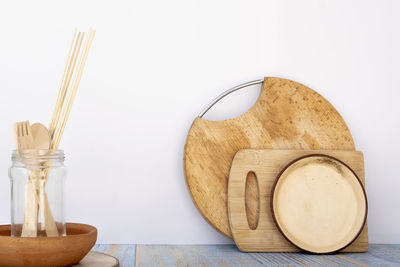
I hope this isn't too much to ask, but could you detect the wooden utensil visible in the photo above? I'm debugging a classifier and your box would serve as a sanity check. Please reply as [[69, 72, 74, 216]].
[[14, 121, 35, 150], [29, 123, 58, 236], [184, 77, 356, 238], [13, 121, 39, 237], [31, 123, 51, 149], [271, 154, 367, 254], [228, 149, 368, 252]]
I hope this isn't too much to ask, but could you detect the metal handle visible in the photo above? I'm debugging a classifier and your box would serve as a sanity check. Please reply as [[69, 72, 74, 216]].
[[198, 79, 264, 118]]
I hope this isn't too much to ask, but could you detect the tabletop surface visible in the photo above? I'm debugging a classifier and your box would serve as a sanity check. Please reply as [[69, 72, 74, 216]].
[[92, 244, 400, 267]]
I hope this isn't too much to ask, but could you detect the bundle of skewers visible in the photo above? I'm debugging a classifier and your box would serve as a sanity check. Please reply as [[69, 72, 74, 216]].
[[13, 28, 95, 237]]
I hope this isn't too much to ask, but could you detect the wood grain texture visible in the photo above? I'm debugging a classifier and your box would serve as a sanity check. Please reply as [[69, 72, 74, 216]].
[[31, 123, 51, 149], [136, 245, 265, 267], [0, 223, 97, 267], [131, 244, 400, 267], [184, 77, 355, 238], [272, 155, 367, 254], [228, 149, 368, 252]]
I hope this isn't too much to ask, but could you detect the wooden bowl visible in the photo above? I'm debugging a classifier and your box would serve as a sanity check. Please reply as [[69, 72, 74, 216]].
[[0, 223, 97, 267]]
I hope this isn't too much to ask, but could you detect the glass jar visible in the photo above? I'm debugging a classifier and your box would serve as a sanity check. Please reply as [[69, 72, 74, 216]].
[[9, 150, 66, 237]]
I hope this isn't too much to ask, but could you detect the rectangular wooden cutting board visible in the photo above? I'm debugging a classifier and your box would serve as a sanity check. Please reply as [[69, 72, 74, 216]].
[[228, 149, 368, 252]]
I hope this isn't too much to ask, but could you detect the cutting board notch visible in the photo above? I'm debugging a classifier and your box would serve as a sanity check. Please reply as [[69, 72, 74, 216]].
[[228, 149, 368, 253]]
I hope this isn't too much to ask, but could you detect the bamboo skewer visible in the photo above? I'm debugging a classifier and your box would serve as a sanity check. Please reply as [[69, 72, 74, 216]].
[[51, 33, 84, 138], [52, 29, 95, 149], [49, 33, 83, 139], [38, 31, 80, 236], [49, 31, 84, 139], [41, 28, 95, 237], [48, 29, 77, 137], [39, 31, 86, 237]]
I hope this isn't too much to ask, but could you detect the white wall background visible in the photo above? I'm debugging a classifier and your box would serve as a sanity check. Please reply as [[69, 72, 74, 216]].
[[0, 0, 399, 244]]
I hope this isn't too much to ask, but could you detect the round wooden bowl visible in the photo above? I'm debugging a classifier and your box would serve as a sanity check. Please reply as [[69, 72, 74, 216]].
[[271, 155, 367, 254], [0, 223, 97, 267]]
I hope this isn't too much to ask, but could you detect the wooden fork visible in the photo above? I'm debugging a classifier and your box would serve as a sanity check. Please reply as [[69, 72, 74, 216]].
[[14, 121, 36, 151], [13, 121, 39, 237]]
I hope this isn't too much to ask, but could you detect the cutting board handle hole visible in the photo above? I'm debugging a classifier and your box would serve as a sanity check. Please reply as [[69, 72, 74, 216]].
[[245, 171, 260, 230]]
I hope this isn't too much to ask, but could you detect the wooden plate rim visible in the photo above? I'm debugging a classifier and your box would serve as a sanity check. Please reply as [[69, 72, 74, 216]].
[[270, 154, 368, 254]]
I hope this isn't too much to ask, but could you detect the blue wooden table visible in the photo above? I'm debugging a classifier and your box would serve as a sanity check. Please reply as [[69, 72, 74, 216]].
[[93, 244, 400, 266]]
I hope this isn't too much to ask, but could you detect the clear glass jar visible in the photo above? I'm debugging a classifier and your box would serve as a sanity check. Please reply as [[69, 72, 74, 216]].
[[9, 150, 66, 237]]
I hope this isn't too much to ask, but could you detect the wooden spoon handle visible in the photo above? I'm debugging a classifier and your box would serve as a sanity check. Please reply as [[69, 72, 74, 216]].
[[38, 180, 59, 237]]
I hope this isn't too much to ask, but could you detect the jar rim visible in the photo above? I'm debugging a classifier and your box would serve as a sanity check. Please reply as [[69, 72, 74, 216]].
[[12, 149, 65, 162]]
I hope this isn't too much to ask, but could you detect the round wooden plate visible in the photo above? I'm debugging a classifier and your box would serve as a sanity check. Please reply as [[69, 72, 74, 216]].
[[271, 155, 367, 254], [184, 77, 355, 238], [72, 252, 119, 267]]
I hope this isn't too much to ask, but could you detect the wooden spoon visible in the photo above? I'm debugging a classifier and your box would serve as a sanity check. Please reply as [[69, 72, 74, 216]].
[[30, 123, 59, 236], [31, 123, 51, 150]]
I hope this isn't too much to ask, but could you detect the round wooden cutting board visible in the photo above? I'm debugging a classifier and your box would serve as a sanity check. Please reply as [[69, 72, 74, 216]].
[[184, 77, 355, 238], [271, 155, 367, 254]]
